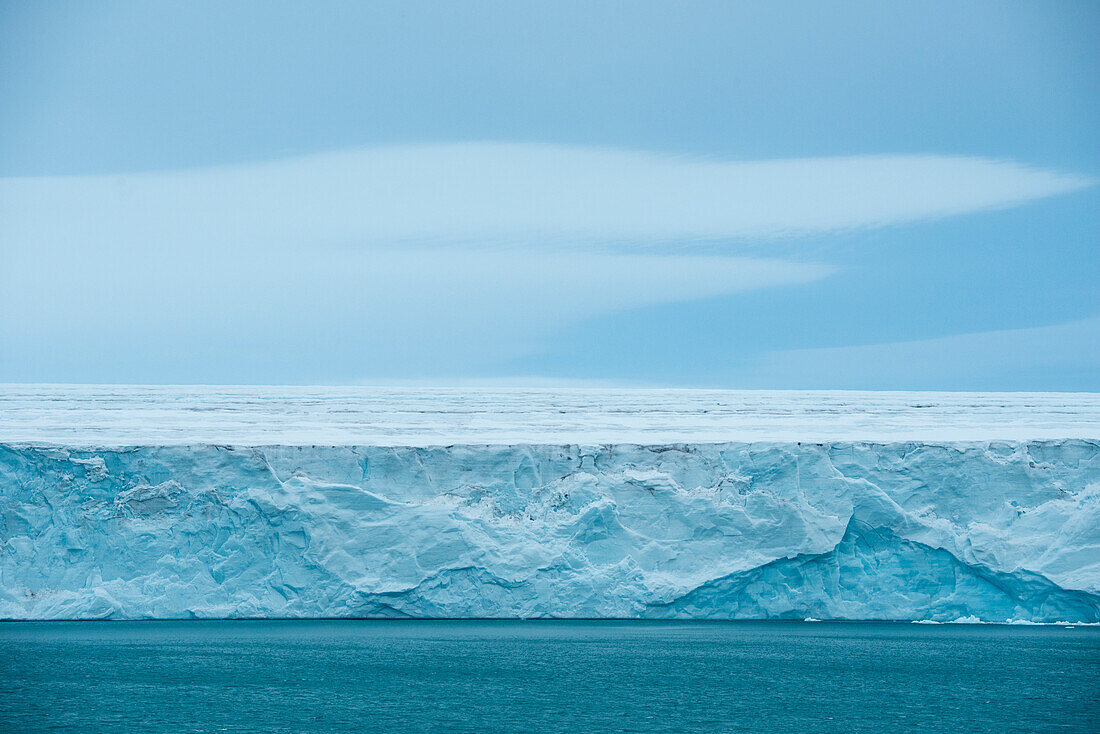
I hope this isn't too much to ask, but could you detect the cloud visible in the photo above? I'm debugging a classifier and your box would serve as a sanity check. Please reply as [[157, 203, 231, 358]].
[[1, 144, 1091, 252], [742, 317, 1100, 390], [0, 143, 1089, 383], [0, 246, 831, 381]]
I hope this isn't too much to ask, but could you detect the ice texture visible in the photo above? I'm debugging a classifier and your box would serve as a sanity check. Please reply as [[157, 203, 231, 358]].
[[4, 385, 1100, 445], [3, 440, 1098, 621]]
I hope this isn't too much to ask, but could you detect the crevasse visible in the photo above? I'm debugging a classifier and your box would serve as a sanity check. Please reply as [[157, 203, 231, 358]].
[[2, 441, 1098, 621]]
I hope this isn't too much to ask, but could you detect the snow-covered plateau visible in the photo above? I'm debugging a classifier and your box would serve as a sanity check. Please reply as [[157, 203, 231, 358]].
[[1, 387, 1098, 621]]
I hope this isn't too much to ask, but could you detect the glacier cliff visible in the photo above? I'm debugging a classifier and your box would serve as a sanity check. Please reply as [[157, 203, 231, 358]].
[[2, 441, 1098, 621]]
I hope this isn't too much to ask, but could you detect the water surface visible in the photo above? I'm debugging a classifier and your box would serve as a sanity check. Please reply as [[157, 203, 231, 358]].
[[1, 620, 1097, 733]]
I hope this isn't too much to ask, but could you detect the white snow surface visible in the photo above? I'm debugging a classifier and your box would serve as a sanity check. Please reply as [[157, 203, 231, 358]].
[[1, 386, 1098, 621], [2, 385, 1098, 445]]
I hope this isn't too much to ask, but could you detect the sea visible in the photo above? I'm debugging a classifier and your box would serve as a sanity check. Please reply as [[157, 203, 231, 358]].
[[1, 620, 1096, 733]]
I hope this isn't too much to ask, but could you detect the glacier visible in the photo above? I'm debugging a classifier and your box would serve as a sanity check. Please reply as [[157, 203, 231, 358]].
[[3, 439, 1099, 622]]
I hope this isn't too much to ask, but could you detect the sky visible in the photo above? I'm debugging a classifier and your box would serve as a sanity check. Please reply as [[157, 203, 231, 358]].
[[1, 1, 1097, 389]]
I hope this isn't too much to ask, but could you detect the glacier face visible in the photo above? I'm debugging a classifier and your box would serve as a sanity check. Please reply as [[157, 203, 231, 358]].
[[2, 441, 1099, 621]]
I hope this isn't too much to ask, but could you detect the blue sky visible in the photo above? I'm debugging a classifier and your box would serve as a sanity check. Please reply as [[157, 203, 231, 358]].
[[1, 1, 1097, 389]]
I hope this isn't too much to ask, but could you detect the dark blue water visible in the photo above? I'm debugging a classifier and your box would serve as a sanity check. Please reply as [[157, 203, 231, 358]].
[[1, 621, 1097, 733]]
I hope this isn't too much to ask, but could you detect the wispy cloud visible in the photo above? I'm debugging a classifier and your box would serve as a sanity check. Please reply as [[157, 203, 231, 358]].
[[0, 143, 1091, 383], [1, 144, 1090, 252], [0, 246, 831, 381], [741, 317, 1100, 391]]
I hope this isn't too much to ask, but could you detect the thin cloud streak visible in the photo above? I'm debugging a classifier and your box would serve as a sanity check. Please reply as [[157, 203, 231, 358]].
[[744, 317, 1100, 391], [1, 144, 1091, 253], [0, 247, 833, 382]]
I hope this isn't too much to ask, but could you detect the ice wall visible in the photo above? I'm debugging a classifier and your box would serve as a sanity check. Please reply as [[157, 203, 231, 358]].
[[2, 441, 1098, 621]]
